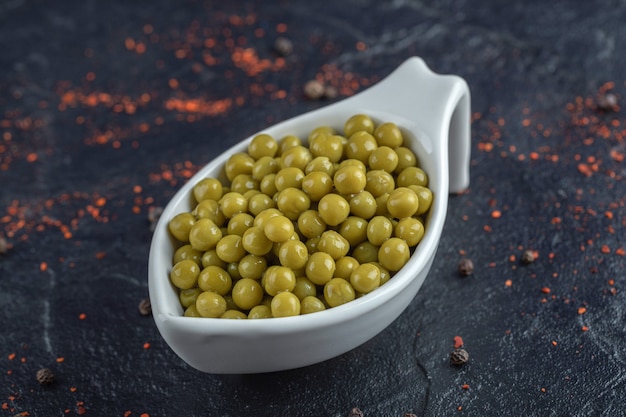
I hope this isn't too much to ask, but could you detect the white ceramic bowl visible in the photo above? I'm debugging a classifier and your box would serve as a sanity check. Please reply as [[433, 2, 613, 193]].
[[148, 57, 471, 374]]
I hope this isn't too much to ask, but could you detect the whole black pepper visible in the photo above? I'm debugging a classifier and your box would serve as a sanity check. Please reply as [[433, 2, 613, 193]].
[[0, 235, 8, 254], [36, 367, 54, 385], [457, 258, 474, 276], [148, 206, 163, 232], [304, 80, 325, 100], [273, 36, 293, 56], [521, 249, 535, 264], [596, 92, 618, 112], [347, 408, 364, 417], [138, 297, 152, 316], [450, 348, 470, 366], [324, 85, 338, 100]]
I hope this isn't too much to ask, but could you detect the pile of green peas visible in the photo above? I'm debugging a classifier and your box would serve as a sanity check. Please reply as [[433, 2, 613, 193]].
[[168, 114, 433, 319]]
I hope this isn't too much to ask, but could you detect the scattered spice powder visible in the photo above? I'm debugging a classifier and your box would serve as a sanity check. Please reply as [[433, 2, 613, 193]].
[[453, 335, 464, 349]]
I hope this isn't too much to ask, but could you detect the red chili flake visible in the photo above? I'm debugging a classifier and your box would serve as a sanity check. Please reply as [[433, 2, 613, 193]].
[[491, 210, 502, 219], [77, 404, 86, 415], [582, 326, 589, 332], [70, 387, 77, 393], [551, 340, 558, 346], [56, 357, 65, 363], [457, 406, 463, 411], [143, 342, 151, 350], [8, 353, 16, 360], [453, 336, 464, 348], [123, 412, 131, 417], [40, 262, 48, 272], [541, 387, 546, 393], [541, 287, 551, 294], [601, 245, 611, 254], [461, 384, 470, 390], [140, 413, 150, 417], [505, 279, 513, 287], [78, 313, 87, 320], [577, 307, 587, 315], [616, 248, 625, 256], [95, 251, 106, 260]]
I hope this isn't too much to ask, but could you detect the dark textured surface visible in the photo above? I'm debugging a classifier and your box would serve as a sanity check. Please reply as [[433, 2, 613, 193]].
[[2, 1, 626, 416]]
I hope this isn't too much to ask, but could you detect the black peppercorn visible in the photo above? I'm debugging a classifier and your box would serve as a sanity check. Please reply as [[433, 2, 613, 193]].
[[304, 80, 325, 100], [450, 348, 469, 366], [521, 249, 535, 264], [273, 37, 293, 56], [324, 85, 338, 100], [458, 258, 474, 276], [0, 235, 8, 254], [138, 298, 152, 316], [36, 368, 54, 385], [596, 92, 618, 112], [347, 408, 364, 417]]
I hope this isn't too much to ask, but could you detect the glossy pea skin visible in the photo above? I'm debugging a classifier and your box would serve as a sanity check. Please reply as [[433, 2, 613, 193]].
[[263, 265, 296, 296], [378, 237, 411, 272], [170, 259, 201, 289], [344, 114, 375, 137], [224, 153, 254, 181], [292, 277, 317, 301], [196, 291, 227, 318], [173, 244, 202, 265], [271, 292, 301, 317], [248, 304, 273, 319], [168, 212, 196, 242], [395, 217, 425, 247], [193, 199, 225, 226], [350, 263, 381, 294], [179, 287, 202, 308], [305, 251, 336, 285], [396, 166, 428, 187], [366, 216, 394, 246], [409, 185, 433, 215], [193, 178, 223, 203], [324, 278, 356, 308], [309, 133, 344, 163], [318, 194, 350, 226], [276, 187, 311, 221], [263, 215, 295, 243], [317, 230, 350, 260], [386, 187, 419, 219], [374, 122, 404, 148], [338, 216, 368, 247], [248, 133, 278, 159], [333, 165, 367, 195], [238, 254, 268, 280], [277, 239, 309, 270], [349, 190, 377, 220], [275, 167, 305, 191], [197, 265, 232, 295], [232, 278, 264, 310], [295, 210, 325, 240], [215, 234, 246, 263], [301, 296, 326, 314], [345, 131, 378, 161], [301, 171, 334, 202], [335, 256, 360, 280], [221, 310, 248, 319], [242, 229, 273, 261]]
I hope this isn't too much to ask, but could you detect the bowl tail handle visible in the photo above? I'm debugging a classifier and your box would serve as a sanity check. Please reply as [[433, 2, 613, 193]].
[[357, 57, 472, 194]]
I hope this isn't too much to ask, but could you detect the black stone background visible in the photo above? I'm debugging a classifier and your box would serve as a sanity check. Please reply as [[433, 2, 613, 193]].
[[1, 0, 626, 416]]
